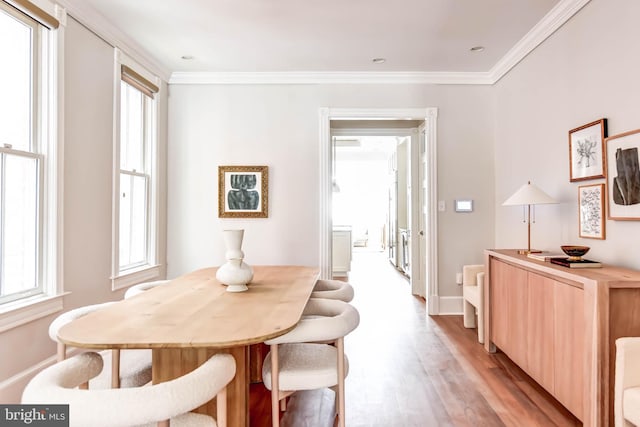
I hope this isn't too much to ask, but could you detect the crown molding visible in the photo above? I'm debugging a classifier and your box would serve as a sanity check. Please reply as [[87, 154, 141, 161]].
[[55, 0, 589, 86], [170, 0, 590, 86], [55, 0, 171, 82], [489, 0, 591, 83], [169, 71, 494, 85]]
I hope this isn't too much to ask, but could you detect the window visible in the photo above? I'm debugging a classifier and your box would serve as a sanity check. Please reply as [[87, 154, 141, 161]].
[[1, 4, 45, 304], [119, 81, 149, 270], [0, 0, 61, 325], [112, 58, 160, 289]]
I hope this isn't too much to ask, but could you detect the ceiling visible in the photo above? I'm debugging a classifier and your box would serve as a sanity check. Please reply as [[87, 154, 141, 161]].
[[61, 0, 582, 80]]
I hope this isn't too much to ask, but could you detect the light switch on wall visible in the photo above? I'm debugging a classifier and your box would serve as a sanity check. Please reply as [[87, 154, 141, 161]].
[[456, 272, 463, 285], [438, 200, 445, 211]]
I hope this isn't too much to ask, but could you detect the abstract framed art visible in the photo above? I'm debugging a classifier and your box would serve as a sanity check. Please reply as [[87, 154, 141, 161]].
[[218, 165, 268, 218], [606, 129, 640, 220], [569, 118, 607, 182], [578, 183, 605, 239]]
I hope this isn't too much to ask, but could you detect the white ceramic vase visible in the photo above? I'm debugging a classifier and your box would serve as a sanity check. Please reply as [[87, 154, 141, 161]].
[[216, 229, 253, 292]]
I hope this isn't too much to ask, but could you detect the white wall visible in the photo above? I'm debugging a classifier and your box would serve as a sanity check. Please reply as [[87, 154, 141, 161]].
[[167, 84, 496, 298], [494, 0, 640, 269], [0, 16, 168, 402]]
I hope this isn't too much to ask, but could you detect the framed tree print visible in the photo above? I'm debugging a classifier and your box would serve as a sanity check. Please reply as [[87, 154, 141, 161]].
[[569, 118, 607, 182], [578, 183, 605, 239]]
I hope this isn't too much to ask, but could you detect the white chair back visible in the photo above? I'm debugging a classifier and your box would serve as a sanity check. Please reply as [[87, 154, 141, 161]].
[[48, 301, 152, 389], [48, 302, 116, 345], [311, 279, 354, 302], [263, 298, 359, 427], [23, 352, 235, 427], [615, 337, 640, 427], [124, 279, 171, 299], [265, 298, 359, 345]]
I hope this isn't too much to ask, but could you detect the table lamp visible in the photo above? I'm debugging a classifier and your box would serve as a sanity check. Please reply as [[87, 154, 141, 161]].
[[502, 181, 557, 254]]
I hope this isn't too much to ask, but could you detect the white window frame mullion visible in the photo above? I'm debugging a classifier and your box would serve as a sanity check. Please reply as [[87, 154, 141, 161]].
[[30, 14, 40, 153], [41, 5, 64, 303], [111, 53, 122, 283], [36, 148, 44, 292], [143, 93, 157, 269]]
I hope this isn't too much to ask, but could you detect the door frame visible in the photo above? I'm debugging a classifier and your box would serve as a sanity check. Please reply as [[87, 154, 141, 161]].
[[318, 107, 439, 315]]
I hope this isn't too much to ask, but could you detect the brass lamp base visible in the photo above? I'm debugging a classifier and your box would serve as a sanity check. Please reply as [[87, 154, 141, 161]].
[[517, 249, 542, 255]]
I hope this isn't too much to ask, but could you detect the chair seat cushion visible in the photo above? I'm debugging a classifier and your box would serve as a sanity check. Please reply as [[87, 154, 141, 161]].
[[623, 386, 640, 425], [89, 349, 152, 389], [262, 343, 349, 391]]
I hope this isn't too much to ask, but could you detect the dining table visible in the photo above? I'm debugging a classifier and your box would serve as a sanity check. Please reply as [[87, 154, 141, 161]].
[[57, 265, 320, 427]]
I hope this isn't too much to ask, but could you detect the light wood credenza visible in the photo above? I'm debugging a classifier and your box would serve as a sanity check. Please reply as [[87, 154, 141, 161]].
[[484, 250, 640, 426]]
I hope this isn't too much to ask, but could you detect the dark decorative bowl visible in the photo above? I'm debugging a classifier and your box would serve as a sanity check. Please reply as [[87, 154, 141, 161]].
[[561, 245, 590, 261]]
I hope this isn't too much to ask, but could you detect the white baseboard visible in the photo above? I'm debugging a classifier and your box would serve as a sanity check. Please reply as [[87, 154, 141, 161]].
[[0, 356, 57, 403], [0, 348, 80, 403], [436, 296, 463, 315]]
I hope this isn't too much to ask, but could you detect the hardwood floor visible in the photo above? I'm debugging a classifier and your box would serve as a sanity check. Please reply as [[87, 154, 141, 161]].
[[249, 250, 581, 426]]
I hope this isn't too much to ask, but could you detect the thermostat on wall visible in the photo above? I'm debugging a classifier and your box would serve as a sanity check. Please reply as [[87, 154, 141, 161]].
[[454, 199, 473, 212]]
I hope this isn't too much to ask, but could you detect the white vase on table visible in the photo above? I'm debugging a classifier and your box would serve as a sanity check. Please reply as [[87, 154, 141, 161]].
[[216, 229, 253, 292]]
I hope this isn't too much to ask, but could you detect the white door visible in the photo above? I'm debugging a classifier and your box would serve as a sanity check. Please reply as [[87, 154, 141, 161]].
[[409, 128, 426, 297], [418, 125, 427, 299]]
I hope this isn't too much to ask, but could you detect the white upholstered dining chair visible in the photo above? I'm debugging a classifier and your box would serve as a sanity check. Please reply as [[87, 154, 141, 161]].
[[22, 351, 236, 427], [310, 279, 354, 302], [48, 302, 152, 389], [615, 337, 640, 426], [262, 298, 360, 427], [462, 264, 485, 344], [124, 279, 171, 299]]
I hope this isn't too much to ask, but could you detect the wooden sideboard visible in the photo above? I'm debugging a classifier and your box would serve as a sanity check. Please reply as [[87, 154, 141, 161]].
[[483, 250, 640, 426]]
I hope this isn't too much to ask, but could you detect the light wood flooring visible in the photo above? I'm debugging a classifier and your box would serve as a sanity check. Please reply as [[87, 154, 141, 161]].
[[249, 250, 581, 426]]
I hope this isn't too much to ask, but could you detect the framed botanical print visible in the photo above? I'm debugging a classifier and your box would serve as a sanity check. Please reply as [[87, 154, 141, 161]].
[[569, 119, 607, 182], [218, 165, 268, 218], [578, 183, 605, 239]]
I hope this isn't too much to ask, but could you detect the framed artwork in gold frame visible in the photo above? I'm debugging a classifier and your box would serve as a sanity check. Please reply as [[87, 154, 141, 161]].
[[218, 165, 268, 218]]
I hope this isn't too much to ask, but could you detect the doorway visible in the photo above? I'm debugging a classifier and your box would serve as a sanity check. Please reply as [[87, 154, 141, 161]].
[[318, 108, 439, 315], [331, 132, 409, 277]]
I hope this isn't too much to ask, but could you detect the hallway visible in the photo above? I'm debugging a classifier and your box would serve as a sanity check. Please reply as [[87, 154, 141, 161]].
[[250, 251, 580, 426]]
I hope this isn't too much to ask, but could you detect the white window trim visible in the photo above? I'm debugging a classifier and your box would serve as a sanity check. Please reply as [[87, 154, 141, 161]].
[[0, 292, 67, 334], [111, 49, 161, 291], [0, 3, 66, 331]]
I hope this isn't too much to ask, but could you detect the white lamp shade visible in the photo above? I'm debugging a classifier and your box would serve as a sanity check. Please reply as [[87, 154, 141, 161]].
[[502, 182, 557, 206]]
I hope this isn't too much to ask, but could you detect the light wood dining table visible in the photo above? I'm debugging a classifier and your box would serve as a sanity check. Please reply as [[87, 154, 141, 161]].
[[57, 265, 320, 427]]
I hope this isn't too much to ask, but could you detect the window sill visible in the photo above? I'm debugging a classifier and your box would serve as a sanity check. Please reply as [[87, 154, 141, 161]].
[[0, 293, 68, 333], [111, 264, 162, 291]]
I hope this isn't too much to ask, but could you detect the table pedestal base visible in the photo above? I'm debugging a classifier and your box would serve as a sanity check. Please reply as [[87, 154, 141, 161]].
[[153, 346, 249, 427]]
